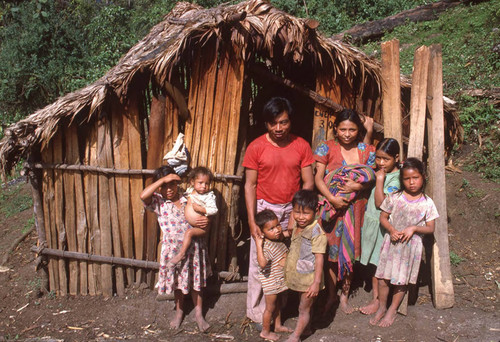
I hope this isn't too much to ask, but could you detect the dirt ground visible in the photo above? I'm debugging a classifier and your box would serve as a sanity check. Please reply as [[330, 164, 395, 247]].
[[0, 158, 499, 342]]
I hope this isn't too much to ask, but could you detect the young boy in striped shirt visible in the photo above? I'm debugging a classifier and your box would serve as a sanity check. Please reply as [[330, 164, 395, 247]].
[[254, 209, 293, 341]]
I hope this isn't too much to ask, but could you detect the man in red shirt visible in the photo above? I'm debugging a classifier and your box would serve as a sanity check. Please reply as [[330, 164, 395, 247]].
[[243, 97, 315, 325]]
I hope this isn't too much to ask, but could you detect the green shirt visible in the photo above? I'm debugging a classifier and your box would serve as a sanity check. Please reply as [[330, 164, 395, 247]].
[[284, 220, 327, 292]]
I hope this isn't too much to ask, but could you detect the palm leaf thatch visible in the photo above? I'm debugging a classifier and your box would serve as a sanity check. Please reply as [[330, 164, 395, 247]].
[[0, 0, 461, 177]]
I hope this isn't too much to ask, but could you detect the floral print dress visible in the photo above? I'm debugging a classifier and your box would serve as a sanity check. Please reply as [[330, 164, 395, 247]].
[[145, 193, 211, 294]]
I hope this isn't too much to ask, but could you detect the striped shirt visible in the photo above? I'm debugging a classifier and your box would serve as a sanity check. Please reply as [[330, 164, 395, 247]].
[[258, 240, 288, 295]]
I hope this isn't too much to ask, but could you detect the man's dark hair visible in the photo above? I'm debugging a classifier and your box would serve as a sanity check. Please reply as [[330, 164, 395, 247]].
[[262, 97, 293, 123], [292, 189, 318, 211], [255, 209, 278, 231]]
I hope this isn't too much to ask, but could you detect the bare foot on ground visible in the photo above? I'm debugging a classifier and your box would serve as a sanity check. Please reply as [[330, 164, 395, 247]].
[[260, 331, 280, 341], [360, 299, 379, 315], [369, 306, 387, 326], [167, 252, 185, 268], [275, 325, 293, 333], [195, 313, 210, 332], [170, 311, 184, 329], [378, 309, 397, 327], [285, 334, 300, 342], [340, 294, 356, 314]]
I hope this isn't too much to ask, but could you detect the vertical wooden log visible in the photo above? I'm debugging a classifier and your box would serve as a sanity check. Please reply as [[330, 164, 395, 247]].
[[145, 94, 166, 287], [97, 117, 114, 298], [427, 44, 454, 309], [127, 94, 145, 284], [312, 75, 341, 151], [111, 101, 135, 286], [83, 122, 101, 295], [66, 126, 89, 295], [407, 46, 430, 160], [53, 132, 68, 296], [162, 93, 180, 157], [381, 39, 403, 156], [41, 146, 59, 294], [184, 48, 203, 163]]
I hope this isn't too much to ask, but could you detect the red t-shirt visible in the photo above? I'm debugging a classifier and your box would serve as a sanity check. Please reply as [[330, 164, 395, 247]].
[[242, 134, 315, 204]]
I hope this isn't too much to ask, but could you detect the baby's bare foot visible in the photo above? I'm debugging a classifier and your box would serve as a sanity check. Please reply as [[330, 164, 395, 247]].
[[195, 313, 210, 332], [168, 252, 185, 268], [275, 325, 293, 333], [170, 311, 184, 329], [369, 306, 386, 326], [360, 299, 379, 315], [378, 309, 397, 327], [260, 331, 280, 341]]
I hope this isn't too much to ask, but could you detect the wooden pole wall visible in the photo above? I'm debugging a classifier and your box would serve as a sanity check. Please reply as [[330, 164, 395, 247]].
[[312, 74, 341, 151]]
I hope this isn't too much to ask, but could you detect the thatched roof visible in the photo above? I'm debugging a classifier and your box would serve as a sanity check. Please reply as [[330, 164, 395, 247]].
[[0, 0, 461, 176]]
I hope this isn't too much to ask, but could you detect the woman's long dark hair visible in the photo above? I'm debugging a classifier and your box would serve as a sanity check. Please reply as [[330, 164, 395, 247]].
[[333, 109, 366, 142]]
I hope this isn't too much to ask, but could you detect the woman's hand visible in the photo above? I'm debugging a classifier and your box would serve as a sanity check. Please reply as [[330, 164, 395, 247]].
[[401, 226, 417, 243], [161, 173, 181, 184], [338, 179, 362, 194], [363, 116, 374, 134], [192, 215, 209, 229], [329, 195, 349, 210]]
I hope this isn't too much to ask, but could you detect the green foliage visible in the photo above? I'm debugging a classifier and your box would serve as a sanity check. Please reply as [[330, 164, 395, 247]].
[[450, 250, 465, 266], [22, 215, 35, 234], [463, 135, 500, 182], [0, 183, 32, 217]]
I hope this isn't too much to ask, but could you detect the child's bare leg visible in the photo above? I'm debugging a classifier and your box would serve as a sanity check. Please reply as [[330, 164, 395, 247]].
[[261, 294, 280, 341], [190, 290, 210, 332], [274, 293, 293, 333], [322, 261, 339, 316], [286, 293, 314, 342], [370, 278, 389, 325], [170, 290, 185, 329], [169, 228, 206, 267], [379, 285, 406, 327], [360, 275, 380, 315], [340, 273, 356, 314]]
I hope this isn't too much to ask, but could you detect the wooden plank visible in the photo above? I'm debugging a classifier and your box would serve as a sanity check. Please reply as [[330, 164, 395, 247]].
[[67, 125, 89, 295], [144, 93, 166, 287], [97, 117, 114, 298], [83, 122, 101, 295], [52, 132, 68, 296], [381, 39, 403, 157], [427, 44, 454, 309], [184, 48, 203, 160], [41, 146, 59, 294], [127, 93, 145, 284], [111, 101, 135, 286], [63, 128, 78, 295], [312, 75, 341, 151], [407, 45, 430, 160], [163, 92, 180, 157]]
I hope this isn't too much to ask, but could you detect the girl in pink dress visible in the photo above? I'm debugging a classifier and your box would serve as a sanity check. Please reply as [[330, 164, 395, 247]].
[[140, 166, 211, 332]]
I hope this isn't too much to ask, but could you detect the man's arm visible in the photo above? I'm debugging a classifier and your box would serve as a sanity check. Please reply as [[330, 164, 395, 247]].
[[301, 165, 314, 190], [244, 168, 260, 240]]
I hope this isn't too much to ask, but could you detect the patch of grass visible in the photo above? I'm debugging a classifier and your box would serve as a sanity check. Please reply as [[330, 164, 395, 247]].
[[463, 132, 500, 182], [450, 251, 466, 266], [22, 215, 35, 234], [0, 183, 32, 218]]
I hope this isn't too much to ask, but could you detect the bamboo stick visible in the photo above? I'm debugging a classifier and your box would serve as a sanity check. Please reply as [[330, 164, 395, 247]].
[[407, 46, 430, 160], [184, 48, 203, 160], [127, 93, 145, 284], [67, 126, 89, 295], [53, 132, 68, 296], [162, 92, 180, 158], [381, 39, 403, 157], [97, 117, 114, 298], [41, 146, 59, 294], [84, 122, 101, 295], [63, 127, 78, 295], [145, 93, 166, 287], [111, 100, 135, 286], [426, 44, 454, 309]]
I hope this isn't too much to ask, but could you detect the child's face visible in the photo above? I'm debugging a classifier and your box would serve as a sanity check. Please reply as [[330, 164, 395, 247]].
[[159, 180, 178, 200], [292, 205, 315, 228], [261, 218, 283, 241], [375, 150, 399, 173], [191, 174, 211, 194], [402, 168, 424, 196]]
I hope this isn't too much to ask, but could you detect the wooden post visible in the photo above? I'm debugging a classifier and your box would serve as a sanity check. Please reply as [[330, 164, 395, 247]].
[[427, 44, 454, 309], [407, 46, 430, 160], [312, 75, 339, 151], [381, 39, 403, 157]]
